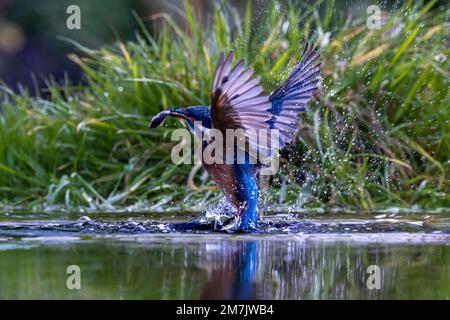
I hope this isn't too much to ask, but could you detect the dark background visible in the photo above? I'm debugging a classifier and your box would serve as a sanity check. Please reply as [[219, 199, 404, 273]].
[[0, 0, 251, 91]]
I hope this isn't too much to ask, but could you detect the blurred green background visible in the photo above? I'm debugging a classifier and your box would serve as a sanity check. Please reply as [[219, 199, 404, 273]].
[[0, 0, 448, 210], [1, 0, 445, 90], [0, 0, 246, 90]]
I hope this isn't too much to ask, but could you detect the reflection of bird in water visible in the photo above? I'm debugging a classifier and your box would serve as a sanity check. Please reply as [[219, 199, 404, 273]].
[[149, 44, 320, 231], [199, 242, 267, 300]]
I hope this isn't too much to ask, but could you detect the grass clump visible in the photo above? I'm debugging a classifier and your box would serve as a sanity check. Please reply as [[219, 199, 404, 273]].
[[0, 0, 448, 212]]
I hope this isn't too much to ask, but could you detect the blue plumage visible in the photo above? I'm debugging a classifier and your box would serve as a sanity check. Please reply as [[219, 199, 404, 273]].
[[149, 44, 321, 230]]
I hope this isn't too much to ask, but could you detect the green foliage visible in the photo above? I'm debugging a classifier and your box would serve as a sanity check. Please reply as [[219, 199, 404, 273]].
[[0, 0, 448, 211]]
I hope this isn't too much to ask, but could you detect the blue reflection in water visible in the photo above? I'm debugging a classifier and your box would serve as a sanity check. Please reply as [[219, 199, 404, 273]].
[[235, 242, 257, 299], [200, 241, 261, 299]]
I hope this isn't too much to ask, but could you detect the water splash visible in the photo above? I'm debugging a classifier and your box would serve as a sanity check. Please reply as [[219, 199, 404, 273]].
[[1, 213, 449, 236], [205, 197, 237, 218]]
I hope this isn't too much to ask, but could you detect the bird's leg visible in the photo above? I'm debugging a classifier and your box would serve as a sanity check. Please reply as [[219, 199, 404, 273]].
[[236, 201, 258, 231], [236, 204, 246, 218], [235, 185, 259, 231]]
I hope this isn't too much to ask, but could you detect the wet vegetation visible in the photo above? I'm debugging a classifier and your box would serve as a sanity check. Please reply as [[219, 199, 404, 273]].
[[0, 0, 448, 212]]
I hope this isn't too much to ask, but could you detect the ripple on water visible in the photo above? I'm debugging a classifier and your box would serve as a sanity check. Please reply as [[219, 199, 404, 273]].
[[0, 214, 449, 246]]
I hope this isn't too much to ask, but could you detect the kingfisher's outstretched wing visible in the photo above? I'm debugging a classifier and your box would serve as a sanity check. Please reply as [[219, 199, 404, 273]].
[[209, 52, 274, 162], [268, 44, 321, 148], [210, 52, 273, 133], [209, 46, 320, 163]]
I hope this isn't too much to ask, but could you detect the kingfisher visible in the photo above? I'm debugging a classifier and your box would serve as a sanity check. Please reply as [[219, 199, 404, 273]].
[[149, 44, 320, 231]]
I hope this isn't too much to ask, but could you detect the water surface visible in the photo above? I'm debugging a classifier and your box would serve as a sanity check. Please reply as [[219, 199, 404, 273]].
[[0, 212, 449, 299]]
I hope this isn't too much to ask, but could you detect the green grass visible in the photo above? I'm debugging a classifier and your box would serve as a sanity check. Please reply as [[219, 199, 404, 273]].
[[0, 0, 448, 212]]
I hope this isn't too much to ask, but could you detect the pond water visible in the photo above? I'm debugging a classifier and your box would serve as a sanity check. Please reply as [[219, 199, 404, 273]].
[[0, 211, 449, 299]]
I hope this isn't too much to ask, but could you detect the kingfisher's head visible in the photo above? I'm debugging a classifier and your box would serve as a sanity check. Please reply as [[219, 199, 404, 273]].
[[148, 105, 211, 132]]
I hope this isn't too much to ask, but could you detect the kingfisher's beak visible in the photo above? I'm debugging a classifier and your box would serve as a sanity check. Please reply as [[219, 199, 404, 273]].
[[148, 110, 187, 128]]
